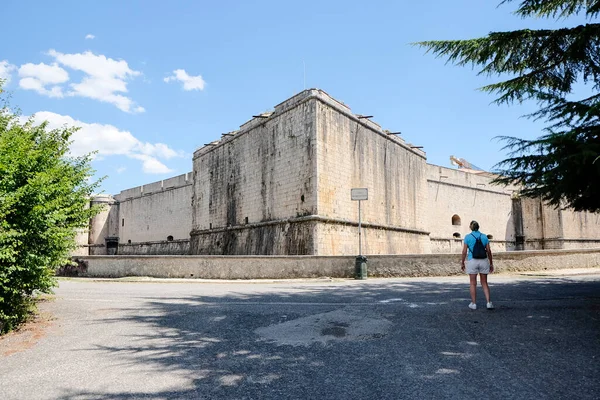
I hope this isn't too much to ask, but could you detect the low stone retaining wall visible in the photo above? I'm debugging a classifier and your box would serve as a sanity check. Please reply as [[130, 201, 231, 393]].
[[118, 239, 190, 256], [72, 248, 600, 279]]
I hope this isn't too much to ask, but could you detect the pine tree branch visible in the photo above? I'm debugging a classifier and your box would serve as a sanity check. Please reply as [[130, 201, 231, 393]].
[[415, 24, 600, 104], [530, 92, 600, 127], [500, 0, 600, 19], [492, 124, 600, 211], [417, 0, 600, 212]]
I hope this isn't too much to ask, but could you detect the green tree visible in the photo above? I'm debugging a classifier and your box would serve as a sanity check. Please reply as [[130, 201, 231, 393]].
[[417, 0, 600, 212], [0, 84, 101, 333]]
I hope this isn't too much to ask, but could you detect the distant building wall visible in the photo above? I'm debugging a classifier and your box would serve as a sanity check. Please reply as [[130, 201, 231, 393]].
[[190, 89, 432, 255], [426, 165, 518, 253], [74, 89, 600, 259], [73, 200, 92, 256], [560, 209, 600, 249], [88, 195, 117, 245], [72, 228, 90, 256], [81, 195, 119, 255], [517, 197, 563, 250], [190, 91, 318, 255], [429, 238, 511, 254], [114, 173, 192, 255], [118, 239, 190, 255], [515, 197, 600, 250], [314, 97, 430, 255]]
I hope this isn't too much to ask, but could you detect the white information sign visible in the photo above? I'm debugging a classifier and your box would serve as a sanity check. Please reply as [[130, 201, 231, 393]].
[[351, 188, 368, 201]]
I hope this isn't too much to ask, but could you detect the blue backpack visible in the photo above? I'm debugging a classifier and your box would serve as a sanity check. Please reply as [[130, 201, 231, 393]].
[[470, 234, 487, 259]]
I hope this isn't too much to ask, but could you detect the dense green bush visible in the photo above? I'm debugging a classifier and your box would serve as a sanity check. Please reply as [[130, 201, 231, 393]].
[[0, 85, 100, 333]]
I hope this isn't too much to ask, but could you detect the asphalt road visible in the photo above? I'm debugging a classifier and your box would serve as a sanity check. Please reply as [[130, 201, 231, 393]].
[[1, 271, 599, 400]]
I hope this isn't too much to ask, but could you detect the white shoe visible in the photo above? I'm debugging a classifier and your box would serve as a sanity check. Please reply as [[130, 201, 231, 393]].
[[487, 302, 494, 310], [468, 302, 477, 310]]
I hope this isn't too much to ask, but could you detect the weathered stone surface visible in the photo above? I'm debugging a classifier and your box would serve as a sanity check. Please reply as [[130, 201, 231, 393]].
[[190, 89, 430, 255], [77, 248, 600, 279], [118, 239, 190, 255], [116, 173, 193, 244], [191, 220, 315, 255], [76, 89, 600, 257]]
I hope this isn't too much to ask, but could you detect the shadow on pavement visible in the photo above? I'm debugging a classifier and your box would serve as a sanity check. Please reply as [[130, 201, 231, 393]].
[[60, 277, 600, 400]]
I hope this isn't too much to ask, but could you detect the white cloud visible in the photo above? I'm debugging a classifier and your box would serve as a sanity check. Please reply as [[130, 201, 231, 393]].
[[85, 34, 95, 40], [19, 79, 65, 98], [48, 49, 144, 113], [19, 63, 69, 84], [116, 167, 126, 174], [164, 69, 206, 91], [18, 62, 69, 98], [136, 142, 180, 159], [0, 60, 16, 84], [129, 154, 174, 174], [23, 111, 181, 174]]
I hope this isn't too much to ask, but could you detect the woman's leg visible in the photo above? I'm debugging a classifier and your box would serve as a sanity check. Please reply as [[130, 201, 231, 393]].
[[469, 274, 478, 303], [480, 273, 491, 303]]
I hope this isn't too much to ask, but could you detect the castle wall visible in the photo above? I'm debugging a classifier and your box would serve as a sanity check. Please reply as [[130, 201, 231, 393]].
[[76, 89, 600, 259], [76, 248, 600, 279], [114, 173, 192, 254], [517, 198, 600, 250], [517, 197, 562, 250], [315, 222, 429, 255], [190, 91, 318, 255], [560, 209, 600, 248], [81, 195, 119, 255], [314, 98, 430, 255], [426, 165, 517, 253], [88, 195, 118, 245], [73, 200, 92, 256], [191, 220, 317, 255], [73, 228, 91, 256], [117, 239, 190, 255]]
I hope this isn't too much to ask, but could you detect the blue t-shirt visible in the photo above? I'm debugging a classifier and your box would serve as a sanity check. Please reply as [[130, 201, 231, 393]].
[[464, 231, 489, 260]]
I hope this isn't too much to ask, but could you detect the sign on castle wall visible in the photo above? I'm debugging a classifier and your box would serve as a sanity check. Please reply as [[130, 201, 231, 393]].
[[351, 188, 368, 201]]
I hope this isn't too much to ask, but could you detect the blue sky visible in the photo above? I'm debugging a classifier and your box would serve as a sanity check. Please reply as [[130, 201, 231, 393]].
[[0, 0, 588, 194]]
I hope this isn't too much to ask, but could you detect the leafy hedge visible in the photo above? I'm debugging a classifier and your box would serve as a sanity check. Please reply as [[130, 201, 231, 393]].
[[0, 86, 100, 333]]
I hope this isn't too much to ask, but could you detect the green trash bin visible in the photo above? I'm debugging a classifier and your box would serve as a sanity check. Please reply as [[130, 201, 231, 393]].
[[355, 255, 368, 280]]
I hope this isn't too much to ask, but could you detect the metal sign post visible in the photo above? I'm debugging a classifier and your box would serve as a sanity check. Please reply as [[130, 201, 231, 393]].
[[351, 188, 368, 279], [358, 199, 362, 256]]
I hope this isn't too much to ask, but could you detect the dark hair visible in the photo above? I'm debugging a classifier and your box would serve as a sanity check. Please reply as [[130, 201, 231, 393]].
[[470, 220, 480, 231]]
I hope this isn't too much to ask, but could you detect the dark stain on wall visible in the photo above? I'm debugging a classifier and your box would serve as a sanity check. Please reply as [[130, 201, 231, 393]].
[[190, 221, 314, 255], [284, 222, 311, 255], [191, 99, 317, 255], [512, 198, 525, 250]]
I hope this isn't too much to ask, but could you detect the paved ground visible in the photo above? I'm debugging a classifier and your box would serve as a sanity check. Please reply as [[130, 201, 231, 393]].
[[1, 270, 599, 400]]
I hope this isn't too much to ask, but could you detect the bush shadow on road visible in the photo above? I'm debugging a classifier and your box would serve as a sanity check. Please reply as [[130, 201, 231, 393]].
[[59, 277, 600, 400]]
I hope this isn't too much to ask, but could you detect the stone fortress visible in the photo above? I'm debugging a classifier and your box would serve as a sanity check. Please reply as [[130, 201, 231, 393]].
[[75, 89, 600, 257]]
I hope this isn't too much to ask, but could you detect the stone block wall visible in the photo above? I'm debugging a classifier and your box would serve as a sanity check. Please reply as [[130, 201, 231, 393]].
[[88, 195, 119, 246], [429, 238, 516, 254], [74, 89, 600, 259], [561, 209, 600, 248], [190, 90, 318, 254], [115, 173, 193, 245], [426, 165, 517, 252], [190, 89, 433, 255], [314, 98, 430, 255], [192, 219, 317, 255], [118, 239, 190, 255], [75, 248, 600, 279], [515, 197, 600, 250], [316, 221, 430, 255]]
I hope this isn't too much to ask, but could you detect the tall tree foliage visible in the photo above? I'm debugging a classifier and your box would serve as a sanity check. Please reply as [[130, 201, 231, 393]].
[[417, 0, 600, 212], [0, 84, 101, 333]]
